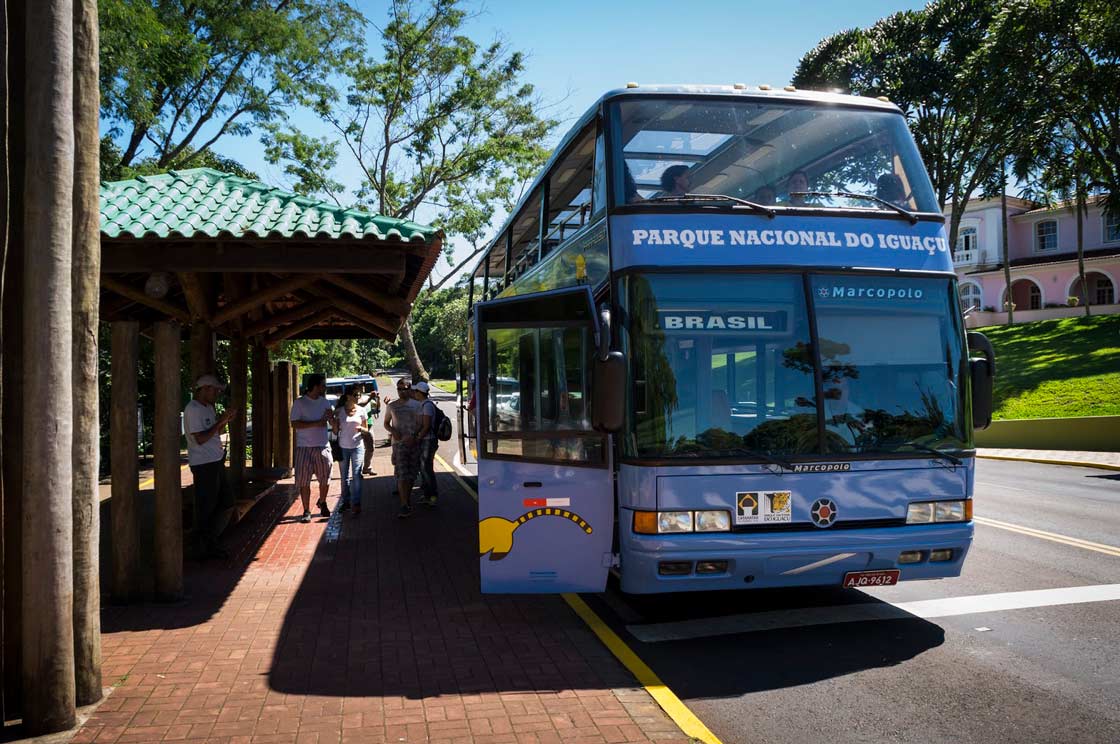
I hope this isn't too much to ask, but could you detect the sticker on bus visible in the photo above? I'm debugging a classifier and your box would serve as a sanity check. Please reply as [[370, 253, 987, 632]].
[[735, 491, 792, 525]]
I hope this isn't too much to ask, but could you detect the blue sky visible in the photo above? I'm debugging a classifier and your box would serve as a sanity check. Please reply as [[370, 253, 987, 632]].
[[218, 0, 929, 284]]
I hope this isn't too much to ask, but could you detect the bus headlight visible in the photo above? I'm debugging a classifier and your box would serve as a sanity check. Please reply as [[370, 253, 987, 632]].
[[658, 511, 694, 533], [695, 510, 731, 532], [907, 500, 970, 524]]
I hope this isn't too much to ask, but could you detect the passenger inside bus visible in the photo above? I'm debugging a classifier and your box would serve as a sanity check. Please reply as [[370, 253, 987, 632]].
[[660, 165, 691, 196], [752, 184, 777, 205], [876, 173, 907, 206], [785, 170, 810, 205]]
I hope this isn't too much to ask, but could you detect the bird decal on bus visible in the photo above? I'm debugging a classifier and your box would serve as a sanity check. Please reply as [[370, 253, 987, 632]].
[[478, 509, 593, 561]]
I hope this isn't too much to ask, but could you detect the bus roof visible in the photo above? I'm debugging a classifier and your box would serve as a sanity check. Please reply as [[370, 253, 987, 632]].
[[469, 85, 904, 280]]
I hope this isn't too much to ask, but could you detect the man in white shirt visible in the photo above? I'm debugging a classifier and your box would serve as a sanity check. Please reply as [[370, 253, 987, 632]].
[[290, 373, 338, 523], [184, 374, 237, 559]]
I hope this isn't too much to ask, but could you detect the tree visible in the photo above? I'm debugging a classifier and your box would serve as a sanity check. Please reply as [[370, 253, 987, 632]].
[[266, 0, 556, 380], [792, 0, 1007, 250], [405, 286, 469, 378], [98, 0, 363, 174]]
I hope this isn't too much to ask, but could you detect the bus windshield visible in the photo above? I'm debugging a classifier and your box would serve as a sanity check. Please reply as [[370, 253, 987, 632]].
[[612, 97, 939, 214], [621, 273, 968, 460]]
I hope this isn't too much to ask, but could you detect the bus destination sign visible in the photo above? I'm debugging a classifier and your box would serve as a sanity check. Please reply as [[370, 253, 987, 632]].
[[656, 310, 787, 333]]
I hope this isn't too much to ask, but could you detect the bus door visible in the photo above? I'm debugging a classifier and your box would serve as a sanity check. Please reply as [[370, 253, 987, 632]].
[[475, 287, 614, 593]]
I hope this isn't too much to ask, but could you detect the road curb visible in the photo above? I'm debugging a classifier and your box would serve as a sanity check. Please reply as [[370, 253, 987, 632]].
[[977, 454, 1120, 472]]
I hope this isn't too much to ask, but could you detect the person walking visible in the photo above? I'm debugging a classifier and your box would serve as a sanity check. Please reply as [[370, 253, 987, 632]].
[[357, 383, 378, 475], [184, 374, 237, 559], [291, 373, 337, 523], [335, 386, 368, 515], [413, 381, 439, 507], [383, 377, 422, 518]]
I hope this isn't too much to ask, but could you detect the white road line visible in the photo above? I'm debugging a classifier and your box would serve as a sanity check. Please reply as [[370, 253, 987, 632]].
[[781, 552, 857, 575], [627, 583, 1120, 643]]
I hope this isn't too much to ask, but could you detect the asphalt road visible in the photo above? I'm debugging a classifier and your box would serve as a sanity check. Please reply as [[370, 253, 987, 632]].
[[574, 458, 1120, 744], [433, 394, 1119, 743]]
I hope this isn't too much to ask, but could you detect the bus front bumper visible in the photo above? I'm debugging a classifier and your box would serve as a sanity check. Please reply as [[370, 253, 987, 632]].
[[618, 521, 973, 594]]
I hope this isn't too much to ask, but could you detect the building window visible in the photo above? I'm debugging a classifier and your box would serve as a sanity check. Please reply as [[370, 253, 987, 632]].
[[958, 283, 982, 312], [1029, 283, 1042, 309], [1105, 213, 1120, 243], [1035, 220, 1057, 252], [956, 226, 977, 254], [1094, 275, 1115, 305]]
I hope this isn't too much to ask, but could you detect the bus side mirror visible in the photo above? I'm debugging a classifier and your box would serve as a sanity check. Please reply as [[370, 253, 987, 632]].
[[592, 352, 626, 432], [967, 331, 995, 431]]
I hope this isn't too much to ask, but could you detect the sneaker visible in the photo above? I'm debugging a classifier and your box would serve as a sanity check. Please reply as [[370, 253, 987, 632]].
[[423, 495, 438, 507], [318, 501, 331, 518], [300, 511, 312, 523], [397, 504, 413, 519]]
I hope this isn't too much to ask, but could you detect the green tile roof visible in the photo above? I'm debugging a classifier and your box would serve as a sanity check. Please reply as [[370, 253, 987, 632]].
[[100, 168, 440, 243]]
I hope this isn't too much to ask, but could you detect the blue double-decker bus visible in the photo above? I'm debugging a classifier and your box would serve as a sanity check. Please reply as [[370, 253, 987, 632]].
[[465, 84, 994, 594]]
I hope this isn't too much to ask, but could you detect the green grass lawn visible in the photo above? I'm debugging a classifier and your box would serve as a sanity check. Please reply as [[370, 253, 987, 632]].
[[976, 314, 1120, 420], [431, 379, 464, 395]]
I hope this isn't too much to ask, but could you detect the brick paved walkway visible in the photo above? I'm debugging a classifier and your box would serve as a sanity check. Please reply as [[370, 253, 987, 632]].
[[74, 444, 687, 744]]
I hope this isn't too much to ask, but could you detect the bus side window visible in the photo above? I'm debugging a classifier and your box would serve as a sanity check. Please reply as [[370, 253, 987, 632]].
[[545, 125, 596, 255]]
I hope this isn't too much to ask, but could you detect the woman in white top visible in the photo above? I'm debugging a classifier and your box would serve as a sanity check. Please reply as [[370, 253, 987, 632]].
[[335, 386, 369, 515]]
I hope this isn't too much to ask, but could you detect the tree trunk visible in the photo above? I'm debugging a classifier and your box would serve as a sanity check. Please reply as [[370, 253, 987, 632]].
[[153, 322, 183, 601], [110, 321, 141, 603], [398, 318, 429, 382], [1076, 182, 1090, 318], [22, 0, 77, 731], [1001, 161, 1013, 325], [70, 0, 101, 705]]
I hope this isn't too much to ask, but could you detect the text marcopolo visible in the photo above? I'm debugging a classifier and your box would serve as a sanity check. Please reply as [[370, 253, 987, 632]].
[[630, 228, 949, 255]]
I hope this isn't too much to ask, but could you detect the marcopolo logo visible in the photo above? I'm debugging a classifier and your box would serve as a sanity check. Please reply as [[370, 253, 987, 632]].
[[790, 462, 851, 473], [821, 285, 924, 301]]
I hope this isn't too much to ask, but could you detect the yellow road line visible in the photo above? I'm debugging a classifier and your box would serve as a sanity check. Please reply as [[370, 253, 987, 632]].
[[974, 516, 1120, 558], [433, 453, 722, 744], [138, 463, 190, 490]]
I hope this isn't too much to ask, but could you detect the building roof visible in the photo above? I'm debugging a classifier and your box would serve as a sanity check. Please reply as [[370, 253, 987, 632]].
[[961, 245, 1120, 275], [98, 169, 443, 343], [100, 168, 440, 243]]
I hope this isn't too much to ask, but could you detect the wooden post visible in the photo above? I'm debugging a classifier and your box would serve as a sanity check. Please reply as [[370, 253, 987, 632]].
[[229, 338, 247, 492], [189, 321, 213, 383], [152, 322, 182, 601], [270, 366, 280, 469], [110, 322, 140, 603], [22, 0, 78, 731], [251, 344, 269, 470], [71, 0, 102, 705], [290, 363, 299, 468], [274, 361, 293, 474]]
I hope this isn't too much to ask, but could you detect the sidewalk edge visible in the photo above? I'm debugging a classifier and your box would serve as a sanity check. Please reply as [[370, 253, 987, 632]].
[[977, 454, 1120, 472]]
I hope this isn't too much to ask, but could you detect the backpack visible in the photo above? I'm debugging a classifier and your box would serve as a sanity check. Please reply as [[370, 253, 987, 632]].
[[430, 402, 453, 441]]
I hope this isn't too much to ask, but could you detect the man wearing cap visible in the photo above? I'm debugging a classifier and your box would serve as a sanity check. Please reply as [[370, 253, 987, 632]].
[[184, 375, 237, 559], [412, 381, 439, 507]]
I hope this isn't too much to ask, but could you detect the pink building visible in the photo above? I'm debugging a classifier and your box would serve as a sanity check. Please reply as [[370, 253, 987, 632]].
[[951, 195, 1120, 328]]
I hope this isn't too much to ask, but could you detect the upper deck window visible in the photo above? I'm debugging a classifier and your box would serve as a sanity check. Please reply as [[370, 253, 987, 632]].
[[611, 97, 939, 214]]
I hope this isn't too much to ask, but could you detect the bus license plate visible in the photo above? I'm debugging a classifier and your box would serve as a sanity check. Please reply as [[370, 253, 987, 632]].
[[842, 570, 900, 588]]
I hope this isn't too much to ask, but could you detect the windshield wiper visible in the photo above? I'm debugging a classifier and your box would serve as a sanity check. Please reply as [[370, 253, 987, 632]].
[[789, 191, 919, 225], [883, 439, 962, 466], [730, 446, 795, 471], [646, 192, 776, 218]]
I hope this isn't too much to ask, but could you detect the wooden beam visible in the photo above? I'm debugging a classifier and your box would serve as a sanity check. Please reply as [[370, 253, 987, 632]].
[[242, 297, 330, 338], [263, 308, 339, 348], [328, 309, 396, 342], [229, 337, 248, 490], [305, 285, 398, 334], [110, 322, 141, 604], [101, 275, 191, 323], [152, 322, 182, 601], [251, 344, 270, 470], [72, 0, 104, 705], [318, 273, 410, 317], [177, 272, 211, 321], [101, 240, 409, 274], [273, 361, 293, 473], [211, 273, 322, 327]]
